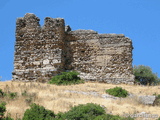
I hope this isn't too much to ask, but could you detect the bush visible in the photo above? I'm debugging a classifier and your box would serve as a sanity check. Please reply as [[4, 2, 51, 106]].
[[94, 114, 134, 120], [21, 103, 134, 120], [54, 112, 66, 120], [62, 103, 106, 120], [0, 102, 14, 120], [8, 92, 17, 99], [55, 103, 134, 120], [22, 103, 55, 120], [133, 65, 160, 85], [106, 87, 128, 98], [22, 91, 28, 96], [49, 71, 84, 85], [0, 89, 17, 99], [94, 114, 120, 120], [0, 89, 5, 98], [0, 102, 6, 117], [2, 115, 14, 120]]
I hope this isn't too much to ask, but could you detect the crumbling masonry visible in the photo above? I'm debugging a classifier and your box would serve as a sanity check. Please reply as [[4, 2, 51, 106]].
[[12, 13, 135, 84]]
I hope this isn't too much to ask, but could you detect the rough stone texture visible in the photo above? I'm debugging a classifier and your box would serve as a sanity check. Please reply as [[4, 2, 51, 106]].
[[139, 95, 156, 105], [64, 90, 119, 99], [12, 13, 134, 84]]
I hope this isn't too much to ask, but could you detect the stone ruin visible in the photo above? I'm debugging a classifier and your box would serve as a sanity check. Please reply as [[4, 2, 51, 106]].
[[12, 13, 135, 84]]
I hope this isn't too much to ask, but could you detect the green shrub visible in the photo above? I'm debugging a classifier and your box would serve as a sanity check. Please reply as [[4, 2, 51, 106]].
[[62, 103, 106, 120], [2, 117, 14, 120], [0, 90, 17, 99], [0, 89, 5, 97], [0, 102, 14, 120], [22, 91, 28, 96], [2, 118, 14, 120], [94, 114, 134, 120], [94, 114, 119, 120], [106, 87, 128, 98], [22, 103, 55, 120], [49, 71, 84, 85], [55, 103, 133, 120], [2, 114, 14, 120], [54, 112, 66, 120], [8, 92, 17, 99], [0, 102, 6, 117], [133, 65, 160, 85]]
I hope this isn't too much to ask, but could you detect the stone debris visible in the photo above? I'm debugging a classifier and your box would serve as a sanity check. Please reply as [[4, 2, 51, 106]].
[[64, 90, 100, 97], [13, 13, 134, 84], [139, 95, 156, 105], [101, 94, 118, 99], [64, 90, 119, 99], [66, 90, 159, 117], [65, 90, 158, 106]]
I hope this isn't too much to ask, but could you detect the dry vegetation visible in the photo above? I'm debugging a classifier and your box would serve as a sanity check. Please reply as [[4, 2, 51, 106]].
[[0, 81, 160, 119]]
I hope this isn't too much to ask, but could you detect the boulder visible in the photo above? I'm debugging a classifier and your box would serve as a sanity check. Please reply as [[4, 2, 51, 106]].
[[139, 95, 156, 105]]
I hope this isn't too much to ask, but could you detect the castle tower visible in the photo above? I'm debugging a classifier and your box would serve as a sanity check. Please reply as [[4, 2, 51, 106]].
[[12, 13, 66, 82]]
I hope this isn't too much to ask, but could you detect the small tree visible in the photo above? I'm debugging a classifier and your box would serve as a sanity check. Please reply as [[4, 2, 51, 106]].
[[133, 65, 160, 85]]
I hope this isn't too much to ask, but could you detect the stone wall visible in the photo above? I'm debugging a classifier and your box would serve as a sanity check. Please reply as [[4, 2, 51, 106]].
[[12, 13, 134, 84], [13, 13, 65, 82]]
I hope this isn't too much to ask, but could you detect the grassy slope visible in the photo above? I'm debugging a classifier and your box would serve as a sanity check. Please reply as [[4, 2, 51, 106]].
[[0, 81, 160, 119]]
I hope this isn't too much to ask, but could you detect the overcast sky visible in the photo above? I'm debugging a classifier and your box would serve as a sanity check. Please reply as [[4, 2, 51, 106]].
[[0, 0, 160, 81]]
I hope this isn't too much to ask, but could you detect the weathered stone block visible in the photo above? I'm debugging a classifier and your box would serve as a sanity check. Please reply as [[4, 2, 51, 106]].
[[139, 96, 156, 105]]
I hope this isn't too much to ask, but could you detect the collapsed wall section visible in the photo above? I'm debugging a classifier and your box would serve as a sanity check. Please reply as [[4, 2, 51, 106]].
[[66, 30, 134, 84], [12, 13, 65, 82]]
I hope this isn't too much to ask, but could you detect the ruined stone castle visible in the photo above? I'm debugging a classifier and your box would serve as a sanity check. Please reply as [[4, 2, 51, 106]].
[[12, 13, 134, 84]]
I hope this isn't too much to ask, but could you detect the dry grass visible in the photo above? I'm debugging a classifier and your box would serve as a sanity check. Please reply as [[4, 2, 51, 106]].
[[0, 81, 160, 119]]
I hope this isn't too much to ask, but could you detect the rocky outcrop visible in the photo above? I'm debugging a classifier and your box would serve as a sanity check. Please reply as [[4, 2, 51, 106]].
[[139, 95, 156, 105]]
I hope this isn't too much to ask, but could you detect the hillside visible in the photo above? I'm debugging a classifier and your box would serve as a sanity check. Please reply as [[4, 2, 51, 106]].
[[0, 81, 160, 119]]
